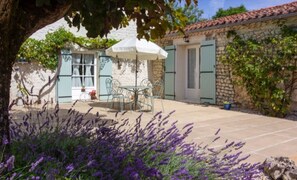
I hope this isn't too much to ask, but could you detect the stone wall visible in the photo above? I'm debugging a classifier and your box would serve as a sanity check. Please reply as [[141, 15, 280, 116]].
[[10, 62, 56, 105], [151, 60, 164, 83], [10, 19, 140, 104], [112, 59, 150, 86], [214, 19, 295, 109], [215, 31, 235, 105], [152, 40, 173, 94]]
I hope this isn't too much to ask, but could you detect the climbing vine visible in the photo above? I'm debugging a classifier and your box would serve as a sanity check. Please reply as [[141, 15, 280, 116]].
[[15, 28, 117, 104], [17, 27, 118, 70], [222, 25, 297, 117]]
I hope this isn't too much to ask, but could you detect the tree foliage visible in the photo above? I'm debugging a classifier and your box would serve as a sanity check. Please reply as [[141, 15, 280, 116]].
[[0, 0, 197, 147], [173, 2, 204, 24], [222, 26, 297, 117], [64, 0, 196, 39], [15, 28, 117, 104], [212, 5, 247, 19]]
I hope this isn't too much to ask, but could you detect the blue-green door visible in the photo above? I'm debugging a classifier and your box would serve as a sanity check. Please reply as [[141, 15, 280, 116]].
[[98, 51, 112, 100], [57, 49, 72, 103], [164, 45, 176, 100], [200, 40, 216, 104]]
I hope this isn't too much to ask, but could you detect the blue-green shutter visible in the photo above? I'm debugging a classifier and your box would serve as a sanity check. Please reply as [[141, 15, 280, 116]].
[[164, 45, 176, 100], [200, 40, 216, 104], [98, 51, 112, 100], [56, 49, 72, 103]]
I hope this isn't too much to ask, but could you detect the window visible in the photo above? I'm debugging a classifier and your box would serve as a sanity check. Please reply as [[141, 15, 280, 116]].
[[72, 53, 95, 87], [187, 48, 196, 89]]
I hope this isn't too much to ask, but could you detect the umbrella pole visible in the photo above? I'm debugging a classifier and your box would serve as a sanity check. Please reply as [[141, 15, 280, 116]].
[[135, 55, 137, 87], [134, 55, 138, 110]]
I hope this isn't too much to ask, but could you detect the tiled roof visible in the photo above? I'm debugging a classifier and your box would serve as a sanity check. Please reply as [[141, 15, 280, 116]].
[[167, 1, 297, 36]]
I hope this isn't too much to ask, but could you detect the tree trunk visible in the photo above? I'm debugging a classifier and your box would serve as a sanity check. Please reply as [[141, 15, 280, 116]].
[[0, 1, 71, 146], [0, 33, 24, 145]]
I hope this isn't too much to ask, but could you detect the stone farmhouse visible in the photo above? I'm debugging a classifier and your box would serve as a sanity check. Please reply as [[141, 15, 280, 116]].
[[10, 1, 297, 111], [159, 1, 297, 110], [10, 19, 156, 104]]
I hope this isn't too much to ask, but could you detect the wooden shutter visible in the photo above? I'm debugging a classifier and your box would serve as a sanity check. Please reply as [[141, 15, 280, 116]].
[[164, 45, 176, 100], [57, 49, 72, 103], [98, 51, 112, 100], [200, 40, 216, 104]]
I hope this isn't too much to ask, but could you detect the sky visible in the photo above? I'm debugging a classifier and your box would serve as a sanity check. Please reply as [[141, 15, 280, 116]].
[[197, 0, 297, 19]]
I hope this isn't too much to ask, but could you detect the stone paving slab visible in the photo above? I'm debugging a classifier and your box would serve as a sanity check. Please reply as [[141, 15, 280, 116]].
[[10, 99, 297, 164]]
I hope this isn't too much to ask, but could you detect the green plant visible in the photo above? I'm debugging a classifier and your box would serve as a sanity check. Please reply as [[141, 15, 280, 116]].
[[1, 105, 261, 179], [16, 83, 29, 96], [212, 5, 247, 19], [17, 28, 118, 70], [222, 25, 297, 117]]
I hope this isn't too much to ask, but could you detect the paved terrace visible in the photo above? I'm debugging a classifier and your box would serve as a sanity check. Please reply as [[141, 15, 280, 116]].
[[11, 99, 297, 164]]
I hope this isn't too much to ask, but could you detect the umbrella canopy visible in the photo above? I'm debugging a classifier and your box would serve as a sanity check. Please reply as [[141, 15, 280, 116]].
[[106, 38, 168, 110], [106, 37, 168, 60]]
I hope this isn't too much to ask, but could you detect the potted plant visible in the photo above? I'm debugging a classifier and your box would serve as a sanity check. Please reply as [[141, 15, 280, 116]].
[[89, 90, 96, 100], [81, 85, 85, 92], [223, 101, 232, 110]]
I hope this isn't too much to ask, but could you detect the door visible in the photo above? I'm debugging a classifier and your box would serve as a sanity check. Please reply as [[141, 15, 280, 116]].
[[164, 45, 176, 100], [185, 45, 200, 101], [57, 49, 72, 103], [71, 53, 96, 100], [98, 51, 112, 100], [200, 40, 216, 104]]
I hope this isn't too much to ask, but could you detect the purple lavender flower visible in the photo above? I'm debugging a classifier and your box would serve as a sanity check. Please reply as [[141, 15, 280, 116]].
[[7, 104, 261, 179], [92, 171, 103, 177], [29, 157, 44, 172], [31, 176, 41, 180], [5, 156, 15, 171], [87, 160, 97, 167], [9, 172, 17, 179], [66, 164, 74, 173], [131, 171, 140, 179], [2, 135, 9, 145]]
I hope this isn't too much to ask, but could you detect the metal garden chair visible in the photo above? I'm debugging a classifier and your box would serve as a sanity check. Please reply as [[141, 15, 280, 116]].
[[105, 78, 126, 111], [139, 79, 164, 113]]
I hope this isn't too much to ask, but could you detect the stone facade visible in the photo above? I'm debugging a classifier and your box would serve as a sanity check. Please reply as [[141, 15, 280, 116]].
[[214, 31, 235, 106], [111, 59, 151, 86], [151, 60, 164, 83], [213, 17, 297, 110], [10, 62, 56, 105], [162, 16, 297, 111]]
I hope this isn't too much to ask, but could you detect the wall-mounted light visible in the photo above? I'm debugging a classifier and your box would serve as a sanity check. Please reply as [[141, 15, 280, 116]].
[[183, 35, 189, 43]]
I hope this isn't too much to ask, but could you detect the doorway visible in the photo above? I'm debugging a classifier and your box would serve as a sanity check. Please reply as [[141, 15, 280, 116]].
[[185, 45, 200, 101], [71, 53, 96, 99]]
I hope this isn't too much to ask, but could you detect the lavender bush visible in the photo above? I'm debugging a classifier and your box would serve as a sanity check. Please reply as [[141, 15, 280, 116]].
[[0, 102, 261, 179]]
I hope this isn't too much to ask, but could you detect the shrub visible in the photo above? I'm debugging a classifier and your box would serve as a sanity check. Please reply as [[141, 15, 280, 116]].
[[1, 103, 261, 179], [222, 26, 297, 117]]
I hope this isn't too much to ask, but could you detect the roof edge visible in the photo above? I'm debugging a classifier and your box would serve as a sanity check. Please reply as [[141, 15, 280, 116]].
[[165, 11, 297, 38]]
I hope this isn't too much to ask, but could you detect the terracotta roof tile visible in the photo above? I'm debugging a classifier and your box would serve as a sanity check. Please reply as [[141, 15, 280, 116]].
[[167, 1, 297, 35]]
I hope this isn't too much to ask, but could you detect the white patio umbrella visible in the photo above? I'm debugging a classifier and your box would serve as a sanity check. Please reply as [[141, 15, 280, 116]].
[[106, 37, 168, 87]]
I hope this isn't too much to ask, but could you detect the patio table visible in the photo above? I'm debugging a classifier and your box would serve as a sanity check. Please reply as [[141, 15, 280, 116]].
[[119, 85, 150, 111]]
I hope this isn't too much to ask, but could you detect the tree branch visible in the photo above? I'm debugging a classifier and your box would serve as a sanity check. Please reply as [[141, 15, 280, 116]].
[[18, 1, 72, 39], [37, 52, 63, 102]]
